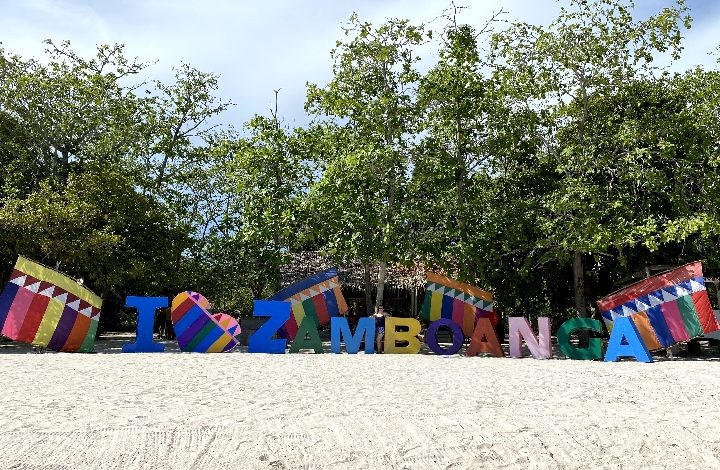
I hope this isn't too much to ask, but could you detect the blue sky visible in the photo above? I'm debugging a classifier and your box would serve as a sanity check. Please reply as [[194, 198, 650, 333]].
[[1, 0, 718, 130]]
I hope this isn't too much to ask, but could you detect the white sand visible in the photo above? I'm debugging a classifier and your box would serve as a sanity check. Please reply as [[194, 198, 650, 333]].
[[1, 336, 720, 469]]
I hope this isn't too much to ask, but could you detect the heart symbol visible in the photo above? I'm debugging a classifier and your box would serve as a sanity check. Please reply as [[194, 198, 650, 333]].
[[171, 291, 241, 352]]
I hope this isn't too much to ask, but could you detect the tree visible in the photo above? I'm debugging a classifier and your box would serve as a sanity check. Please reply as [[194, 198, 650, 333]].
[[413, 9, 510, 282], [0, 167, 188, 294], [0, 40, 232, 309], [306, 13, 427, 309], [491, 0, 691, 318], [0, 40, 145, 191], [195, 110, 310, 304], [304, 129, 391, 313]]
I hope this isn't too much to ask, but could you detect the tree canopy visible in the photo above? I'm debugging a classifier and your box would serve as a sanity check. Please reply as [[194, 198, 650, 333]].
[[1, 0, 718, 332]]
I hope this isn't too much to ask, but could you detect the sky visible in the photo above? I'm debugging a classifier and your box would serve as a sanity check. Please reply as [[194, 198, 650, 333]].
[[1, 0, 718, 130]]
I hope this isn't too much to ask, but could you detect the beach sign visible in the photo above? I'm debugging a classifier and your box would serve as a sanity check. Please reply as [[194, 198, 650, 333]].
[[0, 256, 102, 352], [0, 258, 701, 362]]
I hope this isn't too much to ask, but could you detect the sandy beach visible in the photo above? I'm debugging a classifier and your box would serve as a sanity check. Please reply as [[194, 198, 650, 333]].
[[1, 336, 720, 469]]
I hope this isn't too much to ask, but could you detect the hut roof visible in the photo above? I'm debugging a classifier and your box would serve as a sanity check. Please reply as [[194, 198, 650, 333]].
[[279, 251, 429, 291]]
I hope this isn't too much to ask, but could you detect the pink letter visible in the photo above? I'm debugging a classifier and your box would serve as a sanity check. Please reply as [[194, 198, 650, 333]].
[[509, 317, 551, 359]]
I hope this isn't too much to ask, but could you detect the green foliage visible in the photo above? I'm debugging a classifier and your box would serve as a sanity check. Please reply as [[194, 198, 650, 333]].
[[190, 114, 312, 307], [0, 39, 230, 329], [305, 135, 389, 264], [306, 14, 428, 307], [1, 1, 719, 331], [490, 0, 694, 318], [0, 169, 187, 290]]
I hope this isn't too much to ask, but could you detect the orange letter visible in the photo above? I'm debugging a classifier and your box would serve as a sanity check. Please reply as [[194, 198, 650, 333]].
[[467, 317, 504, 357]]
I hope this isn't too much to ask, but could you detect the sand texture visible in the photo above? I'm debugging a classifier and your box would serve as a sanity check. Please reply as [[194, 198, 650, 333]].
[[1, 336, 720, 469]]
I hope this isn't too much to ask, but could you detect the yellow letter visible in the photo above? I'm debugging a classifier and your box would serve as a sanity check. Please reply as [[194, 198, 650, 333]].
[[385, 317, 421, 354]]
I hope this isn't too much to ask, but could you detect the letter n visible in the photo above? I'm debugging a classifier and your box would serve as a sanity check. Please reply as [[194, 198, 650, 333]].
[[509, 317, 551, 359]]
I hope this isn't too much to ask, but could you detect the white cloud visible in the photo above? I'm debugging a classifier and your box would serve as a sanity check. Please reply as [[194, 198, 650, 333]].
[[1, 0, 111, 57]]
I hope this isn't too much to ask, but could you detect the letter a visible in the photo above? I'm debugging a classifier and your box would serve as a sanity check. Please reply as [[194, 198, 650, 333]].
[[604, 316, 652, 363], [467, 317, 505, 357], [290, 315, 324, 353]]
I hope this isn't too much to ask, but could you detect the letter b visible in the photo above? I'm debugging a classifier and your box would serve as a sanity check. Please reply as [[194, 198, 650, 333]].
[[385, 317, 421, 354]]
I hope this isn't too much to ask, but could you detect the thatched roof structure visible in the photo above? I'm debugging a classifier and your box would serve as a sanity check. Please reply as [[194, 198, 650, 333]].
[[279, 251, 429, 291]]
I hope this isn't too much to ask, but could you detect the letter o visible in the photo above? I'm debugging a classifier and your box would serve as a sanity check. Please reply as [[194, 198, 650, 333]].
[[426, 318, 464, 355]]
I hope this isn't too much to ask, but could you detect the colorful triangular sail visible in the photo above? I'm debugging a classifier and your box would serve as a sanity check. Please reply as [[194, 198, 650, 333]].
[[0, 256, 103, 352], [268, 268, 348, 340], [420, 272, 496, 337], [597, 261, 720, 350]]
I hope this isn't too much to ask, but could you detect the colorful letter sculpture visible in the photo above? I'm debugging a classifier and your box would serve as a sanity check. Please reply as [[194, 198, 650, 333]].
[[123, 296, 168, 353], [557, 318, 602, 361], [0, 256, 102, 352], [420, 272, 496, 337], [604, 316, 653, 363], [557, 317, 603, 361], [289, 315, 324, 353], [467, 317, 505, 357], [508, 317, 552, 359], [331, 317, 375, 354], [385, 317, 422, 354], [268, 268, 348, 340], [248, 300, 291, 354], [425, 318, 464, 355], [170, 292, 242, 353], [597, 261, 720, 350]]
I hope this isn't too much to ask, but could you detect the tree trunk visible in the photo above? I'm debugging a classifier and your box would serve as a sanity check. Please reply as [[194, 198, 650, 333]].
[[364, 262, 373, 315], [455, 108, 472, 280], [573, 250, 589, 347], [573, 250, 587, 317], [59, 148, 70, 183], [375, 260, 387, 309], [378, 102, 394, 312], [456, 165, 474, 281]]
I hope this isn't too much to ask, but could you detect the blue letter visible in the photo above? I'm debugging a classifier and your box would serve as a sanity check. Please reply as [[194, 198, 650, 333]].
[[330, 317, 375, 354], [122, 296, 168, 353], [604, 316, 653, 363], [248, 300, 290, 354], [426, 318, 464, 356]]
